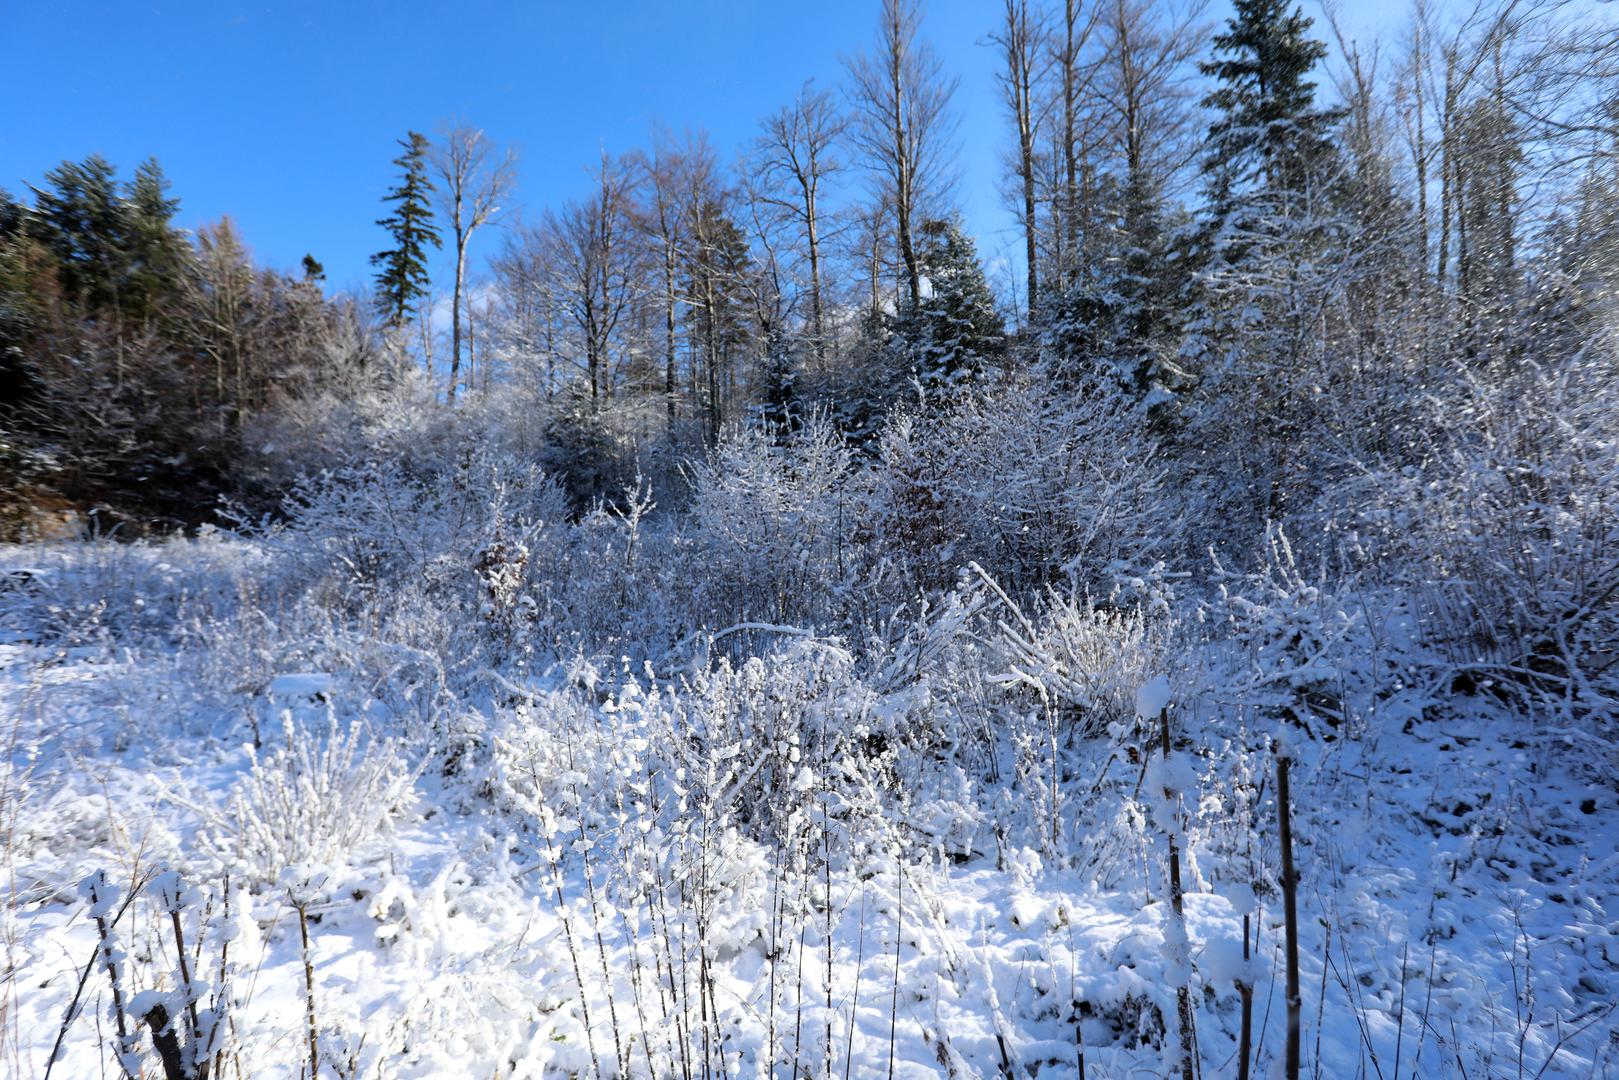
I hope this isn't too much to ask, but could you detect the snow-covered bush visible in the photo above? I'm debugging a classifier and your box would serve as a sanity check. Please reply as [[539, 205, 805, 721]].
[[1325, 357, 1619, 747], [1210, 526, 1361, 738], [196, 709, 414, 889], [0, 531, 268, 648], [683, 417, 859, 632], [64, 869, 249, 1080], [867, 374, 1178, 599]]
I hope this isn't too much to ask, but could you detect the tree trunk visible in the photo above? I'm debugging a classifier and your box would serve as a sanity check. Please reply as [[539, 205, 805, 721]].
[[1159, 708, 1196, 1080], [450, 229, 466, 402], [665, 239, 677, 424], [1278, 750, 1301, 1080], [1438, 50, 1456, 290], [889, 16, 921, 308], [1063, 0, 1080, 292], [808, 195, 824, 360], [1237, 911, 1253, 1080]]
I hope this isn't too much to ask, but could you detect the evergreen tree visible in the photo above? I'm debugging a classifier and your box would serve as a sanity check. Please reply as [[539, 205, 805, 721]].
[[122, 158, 184, 322], [1187, 1, 1351, 521], [1052, 173, 1194, 401], [25, 156, 183, 324], [371, 132, 441, 328], [29, 156, 129, 315], [902, 218, 1005, 394], [756, 323, 799, 434], [1199, 0, 1343, 216], [0, 189, 45, 410], [0, 188, 21, 239]]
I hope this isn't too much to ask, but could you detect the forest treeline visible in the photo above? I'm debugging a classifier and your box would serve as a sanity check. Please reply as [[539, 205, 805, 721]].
[[0, 0, 1615, 538]]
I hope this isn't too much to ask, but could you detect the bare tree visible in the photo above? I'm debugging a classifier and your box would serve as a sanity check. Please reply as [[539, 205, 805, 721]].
[[635, 130, 716, 424], [753, 84, 848, 359], [176, 218, 257, 435], [1093, 0, 1208, 210], [1395, 0, 1437, 273], [1050, 0, 1102, 290], [492, 223, 568, 400], [846, 0, 959, 309], [433, 124, 517, 401], [1414, 0, 1520, 291], [549, 152, 639, 406], [680, 148, 745, 440], [994, 0, 1048, 317], [853, 194, 892, 323]]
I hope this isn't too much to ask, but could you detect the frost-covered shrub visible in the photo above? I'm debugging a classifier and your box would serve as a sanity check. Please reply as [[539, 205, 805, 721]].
[[0, 531, 268, 648], [653, 637, 872, 836], [197, 710, 414, 889], [520, 479, 689, 657], [67, 869, 252, 1080], [1210, 526, 1360, 737], [684, 418, 858, 631], [1327, 358, 1619, 739], [866, 375, 1177, 599], [259, 453, 565, 591], [247, 454, 571, 692]]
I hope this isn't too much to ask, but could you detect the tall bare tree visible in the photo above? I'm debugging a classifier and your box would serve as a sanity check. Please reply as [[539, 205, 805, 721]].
[[639, 135, 685, 422], [1094, 0, 1208, 211], [491, 223, 566, 401], [1050, 0, 1101, 292], [549, 152, 638, 406], [178, 218, 257, 435], [635, 130, 720, 425], [846, 0, 958, 309], [753, 84, 848, 359], [432, 124, 516, 401], [681, 150, 745, 440], [994, 0, 1047, 317]]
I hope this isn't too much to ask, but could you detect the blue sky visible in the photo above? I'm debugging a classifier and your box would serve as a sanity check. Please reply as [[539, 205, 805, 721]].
[[2, 1, 1396, 301]]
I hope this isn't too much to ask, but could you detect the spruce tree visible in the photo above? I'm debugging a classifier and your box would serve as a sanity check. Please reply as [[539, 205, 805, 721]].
[[1053, 172, 1193, 401], [903, 218, 1005, 394], [26, 156, 183, 324], [371, 132, 441, 328], [0, 188, 21, 240], [756, 324, 799, 434], [29, 156, 128, 314], [0, 189, 42, 409], [123, 158, 184, 323], [1189, 0, 1351, 522], [1199, 0, 1343, 216]]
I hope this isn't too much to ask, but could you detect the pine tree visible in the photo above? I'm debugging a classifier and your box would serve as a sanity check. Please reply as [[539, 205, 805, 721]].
[[1200, 0, 1343, 217], [1052, 172, 1195, 402], [0, 189, 45, 409], [756, 324, 799, 434], [371, 132, 441, 328], [1187, 0, 1350, 522], [0, 188, 21, 240]]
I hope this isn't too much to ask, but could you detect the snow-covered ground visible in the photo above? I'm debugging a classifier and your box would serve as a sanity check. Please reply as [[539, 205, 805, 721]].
[[3, 528, 1616, 1079]]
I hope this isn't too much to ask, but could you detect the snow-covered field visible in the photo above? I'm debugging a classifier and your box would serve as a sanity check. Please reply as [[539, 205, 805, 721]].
[[2, 496, 1614, 1079]]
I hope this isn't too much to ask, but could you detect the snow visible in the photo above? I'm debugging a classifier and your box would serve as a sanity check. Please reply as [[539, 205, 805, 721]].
[[267, 672, 333, 701], [1135, 674, 1171, 719], [4, 506, 1616, 1079]]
